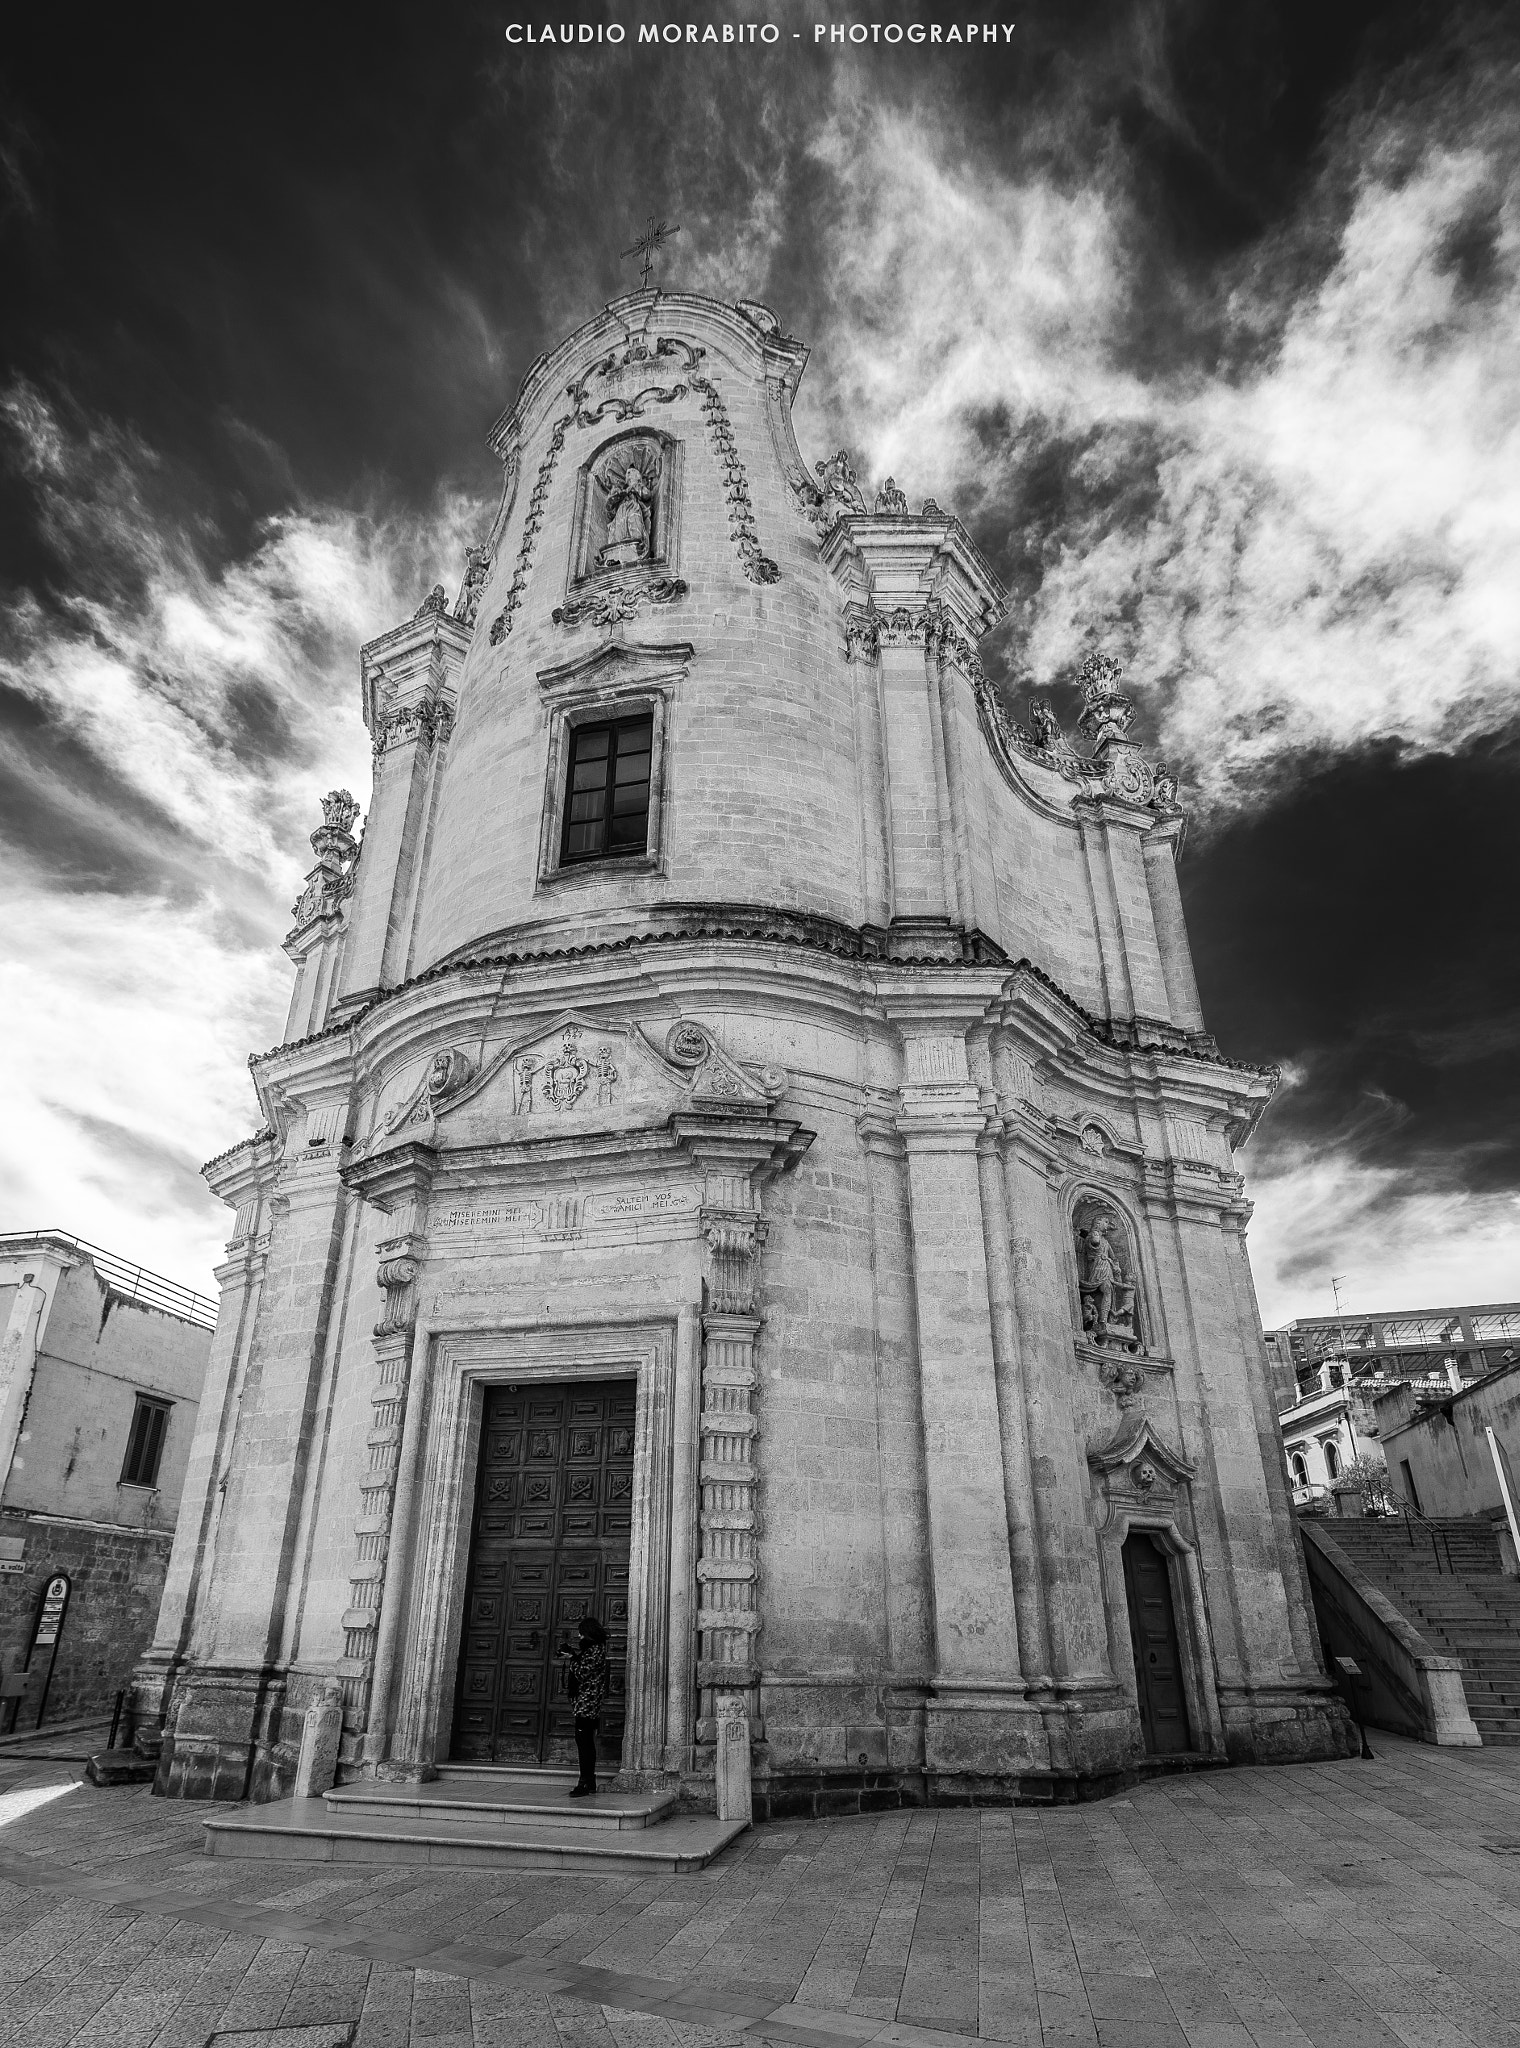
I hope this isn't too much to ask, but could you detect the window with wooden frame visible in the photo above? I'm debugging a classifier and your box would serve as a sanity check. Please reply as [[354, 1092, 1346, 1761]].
[[120, 1395, 171, 1489], [560, 714, 654, 864]]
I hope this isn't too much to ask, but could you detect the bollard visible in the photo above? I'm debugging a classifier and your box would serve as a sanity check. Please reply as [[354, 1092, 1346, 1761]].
[[293, 1679, 345, 1799], [713, 1691, 753, 1824]]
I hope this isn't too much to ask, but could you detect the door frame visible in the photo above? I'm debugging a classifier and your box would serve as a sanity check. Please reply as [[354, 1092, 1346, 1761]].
[[389, 1317, 689, 1782], [1099, 1508, 1223, 1758], [1120, 1527, 1191, 1756], [449, 1376, 638, 1767]]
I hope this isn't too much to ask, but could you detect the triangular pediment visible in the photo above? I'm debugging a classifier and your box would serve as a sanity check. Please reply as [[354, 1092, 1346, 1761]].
[[361, 1012, 782, 1156], [536, 637, 693, 696]]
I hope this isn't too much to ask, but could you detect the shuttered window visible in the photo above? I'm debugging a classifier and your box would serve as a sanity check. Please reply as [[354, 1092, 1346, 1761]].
[[561, 716, 653, 864], [121, 1396, 171, 1488]]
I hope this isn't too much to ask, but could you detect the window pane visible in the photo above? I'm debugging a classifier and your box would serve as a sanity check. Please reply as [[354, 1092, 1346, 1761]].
[[122, 1397, 170, 1486], [562, 717, 653, 864]]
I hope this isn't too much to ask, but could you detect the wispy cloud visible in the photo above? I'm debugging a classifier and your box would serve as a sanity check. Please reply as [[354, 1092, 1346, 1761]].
[[0, 380, 494, 1282], [792, 42, 1520, 814]]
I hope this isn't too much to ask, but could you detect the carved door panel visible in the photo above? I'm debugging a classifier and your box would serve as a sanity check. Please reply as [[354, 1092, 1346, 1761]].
[[1122, 1532, 1192, 1757], [450, 1380, 634, 1766]]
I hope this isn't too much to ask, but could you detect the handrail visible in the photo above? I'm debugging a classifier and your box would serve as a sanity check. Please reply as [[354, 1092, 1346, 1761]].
[[0, 1231, 216, 1331], [1388, 1495, 1455, 1575]]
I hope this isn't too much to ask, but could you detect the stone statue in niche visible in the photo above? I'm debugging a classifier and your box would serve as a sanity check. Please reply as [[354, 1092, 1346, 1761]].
[[594, 439, 662, 571], [1075, 1197, 1143, 1353]]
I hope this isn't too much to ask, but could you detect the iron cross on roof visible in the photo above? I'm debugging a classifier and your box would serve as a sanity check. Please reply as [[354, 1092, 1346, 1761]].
[[621, 216, 681, 290]]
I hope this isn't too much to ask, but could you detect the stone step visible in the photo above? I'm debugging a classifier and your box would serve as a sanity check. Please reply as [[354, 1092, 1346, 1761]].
[[203, 1795, 746, 1872], [434, 1762, 577, 1786], [323, 1778, 677, 1832]]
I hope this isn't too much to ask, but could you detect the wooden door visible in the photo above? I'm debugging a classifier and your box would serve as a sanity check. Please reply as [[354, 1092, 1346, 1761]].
[[450, 1380, 634, 1765], [1122, 1532, 1192, 1757]]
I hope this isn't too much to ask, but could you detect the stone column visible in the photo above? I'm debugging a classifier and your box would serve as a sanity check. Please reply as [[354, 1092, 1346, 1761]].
[[338, 1141, 437, 1751]]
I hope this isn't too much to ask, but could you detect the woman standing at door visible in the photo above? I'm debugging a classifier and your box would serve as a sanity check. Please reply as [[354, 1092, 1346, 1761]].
[[561, 1615, 609, 1795]]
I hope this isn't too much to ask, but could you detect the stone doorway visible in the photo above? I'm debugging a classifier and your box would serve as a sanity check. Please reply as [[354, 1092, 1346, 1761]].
[[449, 1379, 634, 1766], [1122, 1531, 1192, 1756]]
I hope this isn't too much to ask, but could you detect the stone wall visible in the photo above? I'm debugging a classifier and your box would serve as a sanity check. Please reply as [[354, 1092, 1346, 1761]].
[[1, 1509, 173, 1726], [1379, 1361, 1520, 1522]]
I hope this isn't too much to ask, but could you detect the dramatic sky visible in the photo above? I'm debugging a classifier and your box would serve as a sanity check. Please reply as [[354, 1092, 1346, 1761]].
[[1, 1, 1516, 1324]]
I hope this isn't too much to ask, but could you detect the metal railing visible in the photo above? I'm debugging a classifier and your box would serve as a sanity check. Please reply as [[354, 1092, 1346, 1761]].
[[1388, 1496, 1457, 1575], [0, 1231, 216, 1330]]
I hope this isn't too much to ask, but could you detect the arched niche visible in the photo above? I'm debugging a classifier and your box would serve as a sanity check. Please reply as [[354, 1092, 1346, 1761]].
[[569, 429, 683, 590], [1073, 1191, 1145, 1354]]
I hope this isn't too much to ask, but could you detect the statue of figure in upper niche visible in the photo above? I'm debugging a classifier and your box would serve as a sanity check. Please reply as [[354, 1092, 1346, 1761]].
[[1075, 1197, 1143, 1353], [595, 441, 661, 571]]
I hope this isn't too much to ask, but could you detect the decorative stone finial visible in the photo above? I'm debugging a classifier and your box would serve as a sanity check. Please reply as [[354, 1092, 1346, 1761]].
[[414, 583, 447, 620], [1077, 653, 1135, 750], [874, 477, 908, 515], [290, 790, 359, 932], [319, 789, 359, 835]]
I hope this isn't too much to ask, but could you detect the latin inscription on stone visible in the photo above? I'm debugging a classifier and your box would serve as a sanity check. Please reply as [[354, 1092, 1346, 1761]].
[[437, 1203, 538, 1231]]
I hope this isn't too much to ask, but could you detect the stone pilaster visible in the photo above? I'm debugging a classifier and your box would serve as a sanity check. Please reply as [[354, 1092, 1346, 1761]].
[[671, 1102, 814, 1764], [134, 1139, 278, 1733], [334, 606, 468, 1017], [339, 1141, 436, 1740], [696, 1219, 764, 1731], [883, 995, 1047, 1785]]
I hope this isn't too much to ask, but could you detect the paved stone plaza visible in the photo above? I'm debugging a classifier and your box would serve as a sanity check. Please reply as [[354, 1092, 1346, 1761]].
[[2, 1737, 1519, 2048]]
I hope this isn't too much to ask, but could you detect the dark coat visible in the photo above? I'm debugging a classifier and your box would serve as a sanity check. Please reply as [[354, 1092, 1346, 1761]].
[[566, 1640, 609, 1719]]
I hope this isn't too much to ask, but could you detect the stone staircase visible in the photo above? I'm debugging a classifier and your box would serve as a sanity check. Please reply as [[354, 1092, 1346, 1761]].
[[1318, 1515, 1520, 1744], [202, 1763, 747, 1871]]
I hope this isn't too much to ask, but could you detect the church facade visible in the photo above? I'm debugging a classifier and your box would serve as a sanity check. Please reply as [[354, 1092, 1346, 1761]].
[[136, 289, 1353, 1811]]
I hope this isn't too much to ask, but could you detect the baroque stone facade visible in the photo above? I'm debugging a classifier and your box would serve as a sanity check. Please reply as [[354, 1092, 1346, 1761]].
[[136, 289, 1352, 1810]]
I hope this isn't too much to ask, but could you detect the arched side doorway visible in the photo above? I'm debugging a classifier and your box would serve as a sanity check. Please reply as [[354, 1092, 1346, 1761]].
[[1122, 1531, 1192, 1757]]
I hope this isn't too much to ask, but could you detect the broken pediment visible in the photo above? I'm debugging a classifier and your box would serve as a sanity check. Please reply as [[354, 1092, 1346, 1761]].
[[363, 1012, 785, 1156]]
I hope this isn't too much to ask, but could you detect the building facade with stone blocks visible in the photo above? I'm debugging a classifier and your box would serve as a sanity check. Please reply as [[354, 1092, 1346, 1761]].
[[137, 289, 1353, 1810], [0, 1232, 214, 1729]]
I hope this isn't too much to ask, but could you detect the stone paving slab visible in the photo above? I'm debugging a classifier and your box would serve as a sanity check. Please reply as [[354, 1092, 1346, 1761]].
[[1, 1736, 1520, 2046]]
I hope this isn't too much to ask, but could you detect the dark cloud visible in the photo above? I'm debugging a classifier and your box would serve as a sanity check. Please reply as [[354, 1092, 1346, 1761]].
[[1182, 734, 1520, 1208]]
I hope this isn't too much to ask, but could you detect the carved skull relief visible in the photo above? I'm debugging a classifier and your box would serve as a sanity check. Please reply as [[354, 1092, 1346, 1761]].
[[1074, 1195, 1143, 1354]]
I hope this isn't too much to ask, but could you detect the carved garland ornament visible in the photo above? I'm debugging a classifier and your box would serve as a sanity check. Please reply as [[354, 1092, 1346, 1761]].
[[690, 374, 781, 584]]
